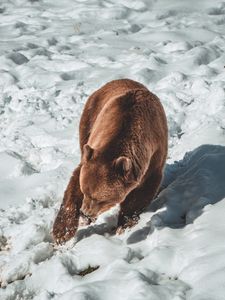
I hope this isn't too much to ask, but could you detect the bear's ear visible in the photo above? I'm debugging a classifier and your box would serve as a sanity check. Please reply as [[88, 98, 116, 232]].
[[114, 156, 134, 181], [82, 144, 93, 162]]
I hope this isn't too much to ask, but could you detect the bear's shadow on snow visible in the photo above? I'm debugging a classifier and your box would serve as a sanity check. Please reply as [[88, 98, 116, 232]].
[[127, 144, 225, 244]]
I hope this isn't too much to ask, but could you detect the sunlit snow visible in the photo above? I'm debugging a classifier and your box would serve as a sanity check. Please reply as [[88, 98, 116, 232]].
[[0, 0, 225, 299]]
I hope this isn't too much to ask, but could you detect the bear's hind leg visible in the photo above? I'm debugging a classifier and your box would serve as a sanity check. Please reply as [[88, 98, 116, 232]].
[[52, 165, 83, 244]]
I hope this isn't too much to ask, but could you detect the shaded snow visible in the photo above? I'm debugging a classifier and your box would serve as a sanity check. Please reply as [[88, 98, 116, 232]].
[[0, 0, 225, 299]]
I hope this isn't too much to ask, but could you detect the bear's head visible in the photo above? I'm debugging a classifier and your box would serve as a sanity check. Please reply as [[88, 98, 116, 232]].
[[79, 144, 140, 220]]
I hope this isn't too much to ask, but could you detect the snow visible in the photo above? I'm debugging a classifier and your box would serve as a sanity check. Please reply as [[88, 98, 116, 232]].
[[0, 0, 225, 299]]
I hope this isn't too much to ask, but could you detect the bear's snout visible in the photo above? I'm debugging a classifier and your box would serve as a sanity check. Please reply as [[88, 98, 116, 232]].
[[80, 196, 99, 219]]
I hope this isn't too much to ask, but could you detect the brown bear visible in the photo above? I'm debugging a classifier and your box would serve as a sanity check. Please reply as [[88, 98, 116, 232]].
[[52, 79, 168, 244]]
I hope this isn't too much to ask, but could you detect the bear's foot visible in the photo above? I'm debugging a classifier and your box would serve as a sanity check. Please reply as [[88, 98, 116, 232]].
[[52, 202, 79, 244], [116, 215, 140, 235]]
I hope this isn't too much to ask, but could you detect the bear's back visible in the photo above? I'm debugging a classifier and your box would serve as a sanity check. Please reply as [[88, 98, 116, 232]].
[[79, 79, 167, 160], [79, 79, 147, 148]]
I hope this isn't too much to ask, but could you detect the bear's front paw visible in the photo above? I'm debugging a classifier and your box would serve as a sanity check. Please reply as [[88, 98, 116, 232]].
[[52, 203, 79, 244], [116, 215, 140, 235]]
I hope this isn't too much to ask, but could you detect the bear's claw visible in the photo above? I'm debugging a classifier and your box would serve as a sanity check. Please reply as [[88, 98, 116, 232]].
[[116, 215, 140, 235]]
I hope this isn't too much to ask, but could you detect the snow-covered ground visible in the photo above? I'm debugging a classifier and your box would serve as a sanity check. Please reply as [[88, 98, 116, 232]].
[[0, 0, 225, 299]]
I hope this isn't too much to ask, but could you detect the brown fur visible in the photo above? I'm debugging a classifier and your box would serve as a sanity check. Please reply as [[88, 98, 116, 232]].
[[52, 79, 168, 244]]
